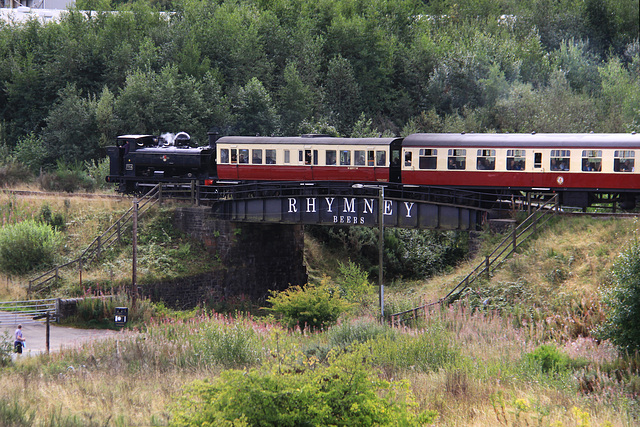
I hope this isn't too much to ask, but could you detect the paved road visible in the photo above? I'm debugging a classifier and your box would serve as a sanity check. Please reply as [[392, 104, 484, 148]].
[[0, 313, 119, 356]]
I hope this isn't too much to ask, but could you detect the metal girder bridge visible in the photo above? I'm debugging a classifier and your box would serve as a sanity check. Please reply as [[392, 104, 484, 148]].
[[207, 182, 489, 231]]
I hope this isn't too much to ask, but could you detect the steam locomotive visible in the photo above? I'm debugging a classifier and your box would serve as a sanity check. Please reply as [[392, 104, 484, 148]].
[[106, 130, 640, 208]]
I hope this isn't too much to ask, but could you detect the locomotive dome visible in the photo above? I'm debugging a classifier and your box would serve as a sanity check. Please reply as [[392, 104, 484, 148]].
[[174, 132, 191, 147]]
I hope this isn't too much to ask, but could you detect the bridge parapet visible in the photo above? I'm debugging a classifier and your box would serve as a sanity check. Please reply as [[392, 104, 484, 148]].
[[208, 183, 487, 231]]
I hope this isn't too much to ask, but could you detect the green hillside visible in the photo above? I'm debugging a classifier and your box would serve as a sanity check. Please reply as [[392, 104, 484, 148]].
[[1, 191, 638, 425]]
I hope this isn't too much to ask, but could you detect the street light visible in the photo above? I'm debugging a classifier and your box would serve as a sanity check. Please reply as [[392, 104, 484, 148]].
[[353, 184, 385, 320]]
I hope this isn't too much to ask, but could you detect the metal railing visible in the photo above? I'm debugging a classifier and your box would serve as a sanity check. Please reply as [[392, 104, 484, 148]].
[[0, 298, 57, 326], [390, 193, 560, 326], [27, 185, 163, 296]]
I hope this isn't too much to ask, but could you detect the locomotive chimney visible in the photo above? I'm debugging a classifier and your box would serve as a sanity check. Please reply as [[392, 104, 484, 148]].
[[207, 128, 221, 148]]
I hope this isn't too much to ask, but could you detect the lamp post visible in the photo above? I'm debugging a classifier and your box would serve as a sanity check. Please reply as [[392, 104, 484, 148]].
[[353, 184, 385, 320]]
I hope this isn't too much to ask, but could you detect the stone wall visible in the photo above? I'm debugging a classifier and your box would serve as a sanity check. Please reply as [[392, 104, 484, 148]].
[[140, 207, 307, 308]]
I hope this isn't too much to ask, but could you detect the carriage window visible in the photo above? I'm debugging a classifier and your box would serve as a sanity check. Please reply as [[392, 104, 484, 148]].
[[326, 150, 336, 165], [284, 150, 290, 164], [447, 149, 466, 170], [376, 151, 386, 166], [354, 150, 366, 166], [550, 150, 570, 171], [304, 150, 312, 165], [581, 150, 601, 171], [340, 150, 351, 166], [418, 149, 437, 169], [266, 149, 276, 164], [614, 150, 635, 172], [506, 149, 526, 170], [231, 149, 238, 163], [238, 149, 249, 164], [476, 149, 495, 170], [220, 149, 229, 164], [252, 149, 262, 164], [313, 150, 319, 165], [368, 151, 375, 166], [404, 151, 412, 167]]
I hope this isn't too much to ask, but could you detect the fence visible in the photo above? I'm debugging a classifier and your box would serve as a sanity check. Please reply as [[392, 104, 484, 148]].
[[390, 193, 560, 326], [27, 184, 164, 296], [0, 298, 58, 326]]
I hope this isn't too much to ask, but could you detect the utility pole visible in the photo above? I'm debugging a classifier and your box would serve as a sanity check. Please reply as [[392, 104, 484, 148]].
[[378, 186, 384, 320], [131, 198, 138, 309]]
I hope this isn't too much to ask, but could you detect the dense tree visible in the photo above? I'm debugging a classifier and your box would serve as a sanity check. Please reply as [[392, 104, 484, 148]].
[[0, 0, 638, 165], [233, 77, 280, 136]]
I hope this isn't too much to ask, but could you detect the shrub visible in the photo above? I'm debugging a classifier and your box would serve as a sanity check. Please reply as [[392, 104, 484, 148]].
[[336, 260, 374, 303], [0, 162, 33, 187], [171, 346, 438, 426], [0, 220, 60, 274], [525, 344, 570, 373], [266, 280, 353, 332], [328, 317, 394, 349], [194, 323, 260, 368], [596, 241, 640, 352], [0, 331, 13, 367], [37, 161, 94, 193]]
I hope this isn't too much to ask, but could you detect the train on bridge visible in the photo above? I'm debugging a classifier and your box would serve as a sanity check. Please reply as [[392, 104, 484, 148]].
[[106, 130, 640, 209]]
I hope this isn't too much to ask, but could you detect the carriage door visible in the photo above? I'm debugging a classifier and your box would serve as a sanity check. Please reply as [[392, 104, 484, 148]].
[[301, 148, 313, 180], [389, 139, 402, 183], [533, 152, 543, 186]]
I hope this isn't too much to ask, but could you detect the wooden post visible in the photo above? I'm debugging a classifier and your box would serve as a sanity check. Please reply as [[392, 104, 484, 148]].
[[97, 236, 101, 259], [512, 227, 517, 252], [79, 259, 82, 288], [45, 312, 50, 354], [485, 256, 490, 280], [117, 221, 121, 245]]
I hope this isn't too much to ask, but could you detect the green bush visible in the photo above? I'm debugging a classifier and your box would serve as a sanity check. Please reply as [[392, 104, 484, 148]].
[[37, 161, 94, 193], [266, 281, 353, 332], [194, 323, 260, 368], [0, 331, 13, 367], [0, 162, 33, 187], [328, 317, 394, 349], [171, 346, 438, 426], [336, 260, 374, 303], [0, 220, 60, 274], [525, 344, 570, 374], [596, 241, 640, 352]]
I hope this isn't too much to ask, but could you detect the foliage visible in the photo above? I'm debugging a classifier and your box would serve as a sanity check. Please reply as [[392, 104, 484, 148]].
[[0, 331, 13, 367], [596, 241, 640, 352], [13, 132, 48, 174], [170, 346, 438, 426], [307, 226, 468, 282], [39, 204, 66, 231], [0, 219, 60, 274], [84, 157, 111, 190], [0, 162, 33, 187], [266, 280, 353, 331], [68, 294, 160, 329], [37, 161, 96, 193], [336, 260, 374, 303], [194, 322, 261, 368], [0, 398, 35, 426], [525, 344, 571, 373]]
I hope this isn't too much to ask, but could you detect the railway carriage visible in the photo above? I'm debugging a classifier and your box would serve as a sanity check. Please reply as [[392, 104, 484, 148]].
[[215, 135, 403, 183], [401, 132, 640, 207], [106, 129, 640, 209]]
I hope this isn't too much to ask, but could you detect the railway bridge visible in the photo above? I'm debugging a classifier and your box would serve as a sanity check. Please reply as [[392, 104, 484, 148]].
[[28, 182, 501, 310]]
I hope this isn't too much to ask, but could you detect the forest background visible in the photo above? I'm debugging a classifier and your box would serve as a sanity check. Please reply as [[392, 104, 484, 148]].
[[0, 0, 638, 178]]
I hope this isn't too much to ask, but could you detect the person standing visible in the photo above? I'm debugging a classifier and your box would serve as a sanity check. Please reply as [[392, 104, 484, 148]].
[[14, 324, 25, 354]]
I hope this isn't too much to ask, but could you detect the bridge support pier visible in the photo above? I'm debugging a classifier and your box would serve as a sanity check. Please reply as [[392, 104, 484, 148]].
[[140, 207, 307, 308]]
